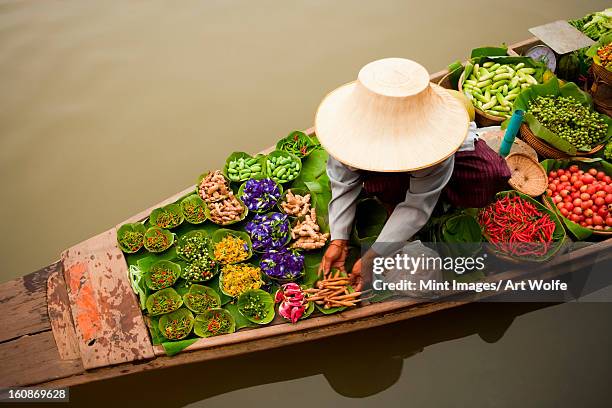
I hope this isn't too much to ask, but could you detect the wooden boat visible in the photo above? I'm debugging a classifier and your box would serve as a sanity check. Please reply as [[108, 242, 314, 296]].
[[1, 36, 611, 389]]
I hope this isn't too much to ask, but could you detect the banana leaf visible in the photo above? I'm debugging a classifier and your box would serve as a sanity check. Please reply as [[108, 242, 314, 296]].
[[194, 308, 236, 337], [470, 46, 508, 58], [210, 229, 253, 264], [237, 289, 275, 324], [143, 227, 175, 253], [180, 194, 207, 224], [223, 152, 267, 183], [512, 77, 612, 154], [146, 287, 183, 316], [158, 308, 194, 340], [144, 260, 181, 290], [224, 302, 257, 329], [540, 158, 612, 240], [117, 223, 146, 253], [150, 203, 185, 229], [275, 130, 321, 158], [351, 197, 388, 247], [183, 284, 221, 313]]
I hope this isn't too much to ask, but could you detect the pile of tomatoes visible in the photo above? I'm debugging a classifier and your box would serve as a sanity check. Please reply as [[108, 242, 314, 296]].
[[546, 165, 612, 231]]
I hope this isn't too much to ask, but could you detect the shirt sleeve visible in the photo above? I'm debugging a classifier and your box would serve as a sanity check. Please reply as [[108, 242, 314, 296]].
[[371, 156, 455, 256], [326, 155, 363, 240]]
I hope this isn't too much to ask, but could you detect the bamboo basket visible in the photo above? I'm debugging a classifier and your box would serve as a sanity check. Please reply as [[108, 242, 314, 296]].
[[505, 153, 547, 196], [458, 71, 506, 127], [519, 123, 605, 159], [541, 196, 612, 237], [590, 62, 612, 117]]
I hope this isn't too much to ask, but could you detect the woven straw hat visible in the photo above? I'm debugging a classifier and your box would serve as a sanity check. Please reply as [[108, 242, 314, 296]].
[[315, 58, 470, 172]]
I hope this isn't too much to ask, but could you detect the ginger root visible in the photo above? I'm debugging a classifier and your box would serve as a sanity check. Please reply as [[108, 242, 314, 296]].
[[290, 209, 329, 250]]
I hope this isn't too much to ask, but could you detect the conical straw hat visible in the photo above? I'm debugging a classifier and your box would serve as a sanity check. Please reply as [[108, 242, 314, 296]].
[[315, 58, 470, 172]]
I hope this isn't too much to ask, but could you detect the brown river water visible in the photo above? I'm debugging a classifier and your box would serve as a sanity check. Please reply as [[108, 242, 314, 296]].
[[1, 1, 611, 406]]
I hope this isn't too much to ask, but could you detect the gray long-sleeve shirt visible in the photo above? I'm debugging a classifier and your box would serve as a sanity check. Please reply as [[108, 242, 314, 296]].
[[326, 122, 479, 256]]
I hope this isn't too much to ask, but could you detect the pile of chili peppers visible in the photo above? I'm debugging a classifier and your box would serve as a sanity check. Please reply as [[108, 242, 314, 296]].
[[478, 196, 556, 257], [162, 316, 192, 340]]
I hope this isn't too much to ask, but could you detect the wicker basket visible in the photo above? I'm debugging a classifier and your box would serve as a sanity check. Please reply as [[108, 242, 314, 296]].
[[590, 62, 612, 117], [458, 71, 506, 127], [541, 195, 612, 237], [505, 153, 547, 196], [519, 123, 605, 159]]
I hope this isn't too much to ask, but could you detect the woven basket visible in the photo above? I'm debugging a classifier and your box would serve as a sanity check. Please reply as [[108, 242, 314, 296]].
[[590, 62, 612, 117], [458, 71, 506, 127], [541, 196, 612, 237], [519, 123, 605, 159], [505, 153, 547, 196]]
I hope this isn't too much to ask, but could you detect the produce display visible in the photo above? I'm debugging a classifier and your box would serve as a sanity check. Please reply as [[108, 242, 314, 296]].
[[183, 284, 221, 313], [117, 223, 146, 253], [158, 309, 194, 340], [275, 283, 311, 323], [145, 260, 181, 290], [146, 288, 183, 316], [569, 9, 612, 41], [239, 178, 281, 213], [225, 154, 265, 182], [478, 195, 558, 258], [193, 309, 235, 338], [290, 209, 329, 250], [212, 231, 251, 264], [220, 263, 263, 297], [260, 247, 305, 281], [279, 189, 311, 217], [237, 289, 275, 324], [266, 151, 301, 183], [143, 227, 174, 253], [595, 42, 612, 70], [180, 195, 207, 224], [462, 61, 542, 119], [245, 212, 291, 251], [527, 95, 608, 150], [545, 165, 612, 231], [275, 131, 320, 158], [150, 204, 184, 229], [306, 272, 363, 312]]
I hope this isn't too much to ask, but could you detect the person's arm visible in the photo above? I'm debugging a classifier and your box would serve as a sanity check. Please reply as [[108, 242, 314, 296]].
[[326, 155, 363, 241], [371, 156, 455, 256]]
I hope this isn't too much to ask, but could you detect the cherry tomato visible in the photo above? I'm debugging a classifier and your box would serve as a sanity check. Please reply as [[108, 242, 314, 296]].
[[585, 218, 593, 226], [553, 196, 562, 204], [598, 207, 608, 217], [586, 186, 597, 195], [560, 208, 570, 217], [584, 209, 594, 218], [580, 185, 588, 193], [570, 214, 581, 222], [588, 168, 598, 176], [569, 165, 579, 173], [582, 174, 595, 184], [571, 192, 580, 199], [570, 175, 578, 183], [604, 176, 611, 184], [605, 185, 612, 194], [581, 200, 593, 210], [558, 169, 566, 176], [606, 217, 612, 227], [560, 174, 569, 182], [560, 190, 570, 198], [595, 197, 605, 206], [573, 198, 582, 207], [565, 203, 574, 211], [593, 215, 604, 226], [548, 183, 556, 191], [549, 171, 557, 178], [580, 192, 590, 201], [573, 207, 583, 215], [574, 180, 584, 188], [596, 171, 605, 180], [606, 194, 612, 204]]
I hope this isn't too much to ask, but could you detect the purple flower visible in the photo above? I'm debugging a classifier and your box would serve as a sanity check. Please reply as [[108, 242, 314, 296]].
[[245, 212, 290, 251], [240, 178, 281, 213], [260, 247, 305, 281]]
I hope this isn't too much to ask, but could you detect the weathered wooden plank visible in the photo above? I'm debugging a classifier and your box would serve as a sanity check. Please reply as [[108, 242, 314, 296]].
[[0, 262, 58, 343], [47, 268, 80, 360], [0, 331, 83, 387], [62, 229, 154, 370]]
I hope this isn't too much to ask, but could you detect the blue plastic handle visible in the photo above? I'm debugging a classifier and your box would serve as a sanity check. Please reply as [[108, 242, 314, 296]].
[[499, 110, 524, 157]]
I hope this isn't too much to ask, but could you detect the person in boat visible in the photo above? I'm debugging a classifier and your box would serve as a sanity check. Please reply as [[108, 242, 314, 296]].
[[315, 58, 509, 291]]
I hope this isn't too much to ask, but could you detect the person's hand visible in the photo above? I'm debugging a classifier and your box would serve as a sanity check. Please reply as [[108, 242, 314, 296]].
[[350, 250, 378, 291], [319, 240, 349, 278]]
